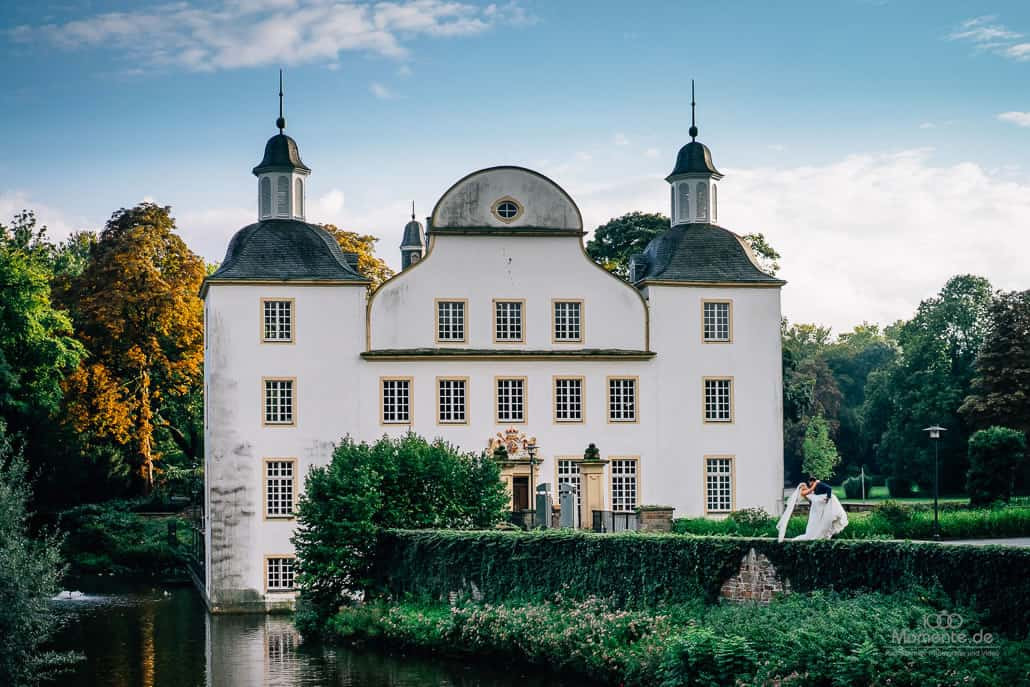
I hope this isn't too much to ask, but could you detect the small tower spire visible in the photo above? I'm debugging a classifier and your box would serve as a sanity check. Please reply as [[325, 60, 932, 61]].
[[411, 200, 416, 220], [276, 69, 286, 134], [689, 79, 698, 141]]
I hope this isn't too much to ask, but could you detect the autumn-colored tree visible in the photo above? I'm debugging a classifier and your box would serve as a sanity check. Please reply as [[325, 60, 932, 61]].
[[63, 203, 205, 490], [320, 224, 394, 290]]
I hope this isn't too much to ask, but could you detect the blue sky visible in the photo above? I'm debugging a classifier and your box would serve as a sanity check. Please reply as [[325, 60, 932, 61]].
[[3, 1, 1029, 331]]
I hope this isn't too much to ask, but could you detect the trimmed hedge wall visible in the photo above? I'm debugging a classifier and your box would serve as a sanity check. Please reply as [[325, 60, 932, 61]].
[[372, 530, 1030, 632]]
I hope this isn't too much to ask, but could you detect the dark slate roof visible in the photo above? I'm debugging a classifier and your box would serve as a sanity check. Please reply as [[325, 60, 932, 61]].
[[252, 134, 311, 175], [667, 140, 721, 179], [635, 223, 784, 284], [400, 219, 424, 248], [206, 219, 366, 284]]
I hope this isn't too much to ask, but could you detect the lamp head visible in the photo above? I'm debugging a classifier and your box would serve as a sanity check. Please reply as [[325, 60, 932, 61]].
[[923, 425, 947, 439]]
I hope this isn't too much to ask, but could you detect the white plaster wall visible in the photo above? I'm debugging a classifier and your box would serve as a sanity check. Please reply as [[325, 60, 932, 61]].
[[204, 283, 365, 607], [369, 235, 648, 351], [358, 358, 657, 509], [433, 167, 581, 229], [646, 285, 785, 516]]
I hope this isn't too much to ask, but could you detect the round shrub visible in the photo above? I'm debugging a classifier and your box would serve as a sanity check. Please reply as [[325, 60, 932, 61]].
[[886, 476, 917, 498], [842, 475, 868, 499]]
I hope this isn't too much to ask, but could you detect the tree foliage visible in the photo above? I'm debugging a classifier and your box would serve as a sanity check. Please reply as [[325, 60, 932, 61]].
[[293, 434, 508, 636], [62, 203, 205, 489], [320, 224, 394, 290], [741, 232, 781, 276], [585, 212, 669, 278], [802, 415, 840, 480], [966, 427, 1026, 506], [0, 423, 78, 686]]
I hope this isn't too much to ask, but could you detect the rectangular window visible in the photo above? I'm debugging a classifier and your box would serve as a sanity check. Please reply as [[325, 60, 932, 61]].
[[705, 457, 734, 513], [266, 556, 295, 591], [610, 458, 639, 513], [265, 460, 295, 518], [703, 378, 733, 423], [553, 300, 582, 342], [556, 459, 582, 512], [608, 377, 637, 422], [496, 377, 525, 423], [438, 378, 467, 424], [702, 301, 731, 342], [436, 300, 466, 342], [381, 378, 411, 424], [554, 377, 584, 422], [263, 379, 295, 425], [262, 299, 294, 342], [494, 300, 524, 342]]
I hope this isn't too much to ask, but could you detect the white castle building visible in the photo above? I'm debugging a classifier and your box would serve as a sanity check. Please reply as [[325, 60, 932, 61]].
[[201, 102, 785, 612]]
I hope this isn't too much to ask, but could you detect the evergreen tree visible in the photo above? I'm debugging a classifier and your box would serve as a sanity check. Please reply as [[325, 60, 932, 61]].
[[966, 427, 1026, 505], [802, 415, 840, 480]]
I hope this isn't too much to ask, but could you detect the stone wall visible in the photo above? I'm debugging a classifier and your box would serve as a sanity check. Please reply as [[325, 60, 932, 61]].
[[638, 507, 675, 532], [718, 548, 791, 603]]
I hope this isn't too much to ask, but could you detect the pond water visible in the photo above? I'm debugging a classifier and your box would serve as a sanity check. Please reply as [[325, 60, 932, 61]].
[[48, 579, 586, 686]]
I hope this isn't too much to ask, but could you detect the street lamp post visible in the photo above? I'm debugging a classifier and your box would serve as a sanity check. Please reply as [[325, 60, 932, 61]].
[[923, 425, 947, 541]]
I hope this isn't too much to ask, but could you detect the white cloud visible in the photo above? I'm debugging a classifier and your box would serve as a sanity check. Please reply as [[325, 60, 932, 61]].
[[0, 190, 82, 241], [644, 148, 659, 159], [565, 149, 1030, 332], [397, 64, 412, 77], [370, 82, 396, 99], [998, 111, 1030, 127], [575, 151, 592, 162], [918, 122, 935, 129], [767, 143, 787, 151], [12, 0, 532, 72], [315, 188, 345, 215], [613, 133, 629, 146], [948, 16, 1030, 62]]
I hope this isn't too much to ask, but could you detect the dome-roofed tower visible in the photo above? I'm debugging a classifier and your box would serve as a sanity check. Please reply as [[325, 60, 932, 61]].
[[400, 202, 426, 269], [666, 81, 723, 226], [253, 70, 310, 221]]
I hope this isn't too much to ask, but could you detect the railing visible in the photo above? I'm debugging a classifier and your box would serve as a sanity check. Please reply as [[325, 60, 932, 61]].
[[591, 510, 639, 533]]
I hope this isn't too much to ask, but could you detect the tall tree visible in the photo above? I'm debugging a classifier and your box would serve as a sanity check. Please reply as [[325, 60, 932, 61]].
[[586, 212, 669, 278], [0, 212, 84, 435], [62, 204, 205, 490], [0, 422, 77, 686], [320, 224, 394, 290], [875, 275, 994, 493], [802, 415, 841, 480]]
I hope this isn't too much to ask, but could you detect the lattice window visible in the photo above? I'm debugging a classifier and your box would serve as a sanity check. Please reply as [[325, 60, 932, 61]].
[[294, 178, 304, 217], [556, 459, 582, 512], [554, 377, 583, 422], [496, 378, 525, 423], [260, 177, 272, 217], [263, 300, 293, 341], [494, 301, 523, 342], [264, 379, 294, 425], [266, 557, 295, 591], [706, 457, 733, 512], [438, 378, 467, 423], [696, 183, 708, 220], [265, 460, 294, 517], [382, 379, 410, 424], [553, 301, 582, 341], [678, 182, 690, 221], [437, 301, 466, 342], [704, 378, 732, 422], [702, 301, 730, 342], [608, 378, 637, 422], [611, 459, 638, 513]]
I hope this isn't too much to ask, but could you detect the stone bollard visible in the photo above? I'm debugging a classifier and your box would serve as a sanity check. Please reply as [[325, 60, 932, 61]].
[[558, 483, 577, 528], [534, 483, 552, 529]]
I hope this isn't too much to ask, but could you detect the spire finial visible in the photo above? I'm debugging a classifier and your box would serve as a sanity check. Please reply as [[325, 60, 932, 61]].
[[689, 79, 698, 141], [276, 69, 286, 134]]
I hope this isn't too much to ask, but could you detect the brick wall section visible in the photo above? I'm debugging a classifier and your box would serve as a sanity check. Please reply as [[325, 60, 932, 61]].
[[638, 508, 674, 532], [719, 548, 791, 603]]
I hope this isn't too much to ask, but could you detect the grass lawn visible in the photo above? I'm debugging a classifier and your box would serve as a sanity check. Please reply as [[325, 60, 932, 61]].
[[786, 484, 969, 504]]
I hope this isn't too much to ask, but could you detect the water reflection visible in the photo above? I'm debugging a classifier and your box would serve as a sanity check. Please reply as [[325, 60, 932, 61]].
[[50, 580, 586, 686]]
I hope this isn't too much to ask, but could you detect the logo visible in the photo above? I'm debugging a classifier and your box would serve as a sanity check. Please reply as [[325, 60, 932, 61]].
[[923, 611, 963, 630]]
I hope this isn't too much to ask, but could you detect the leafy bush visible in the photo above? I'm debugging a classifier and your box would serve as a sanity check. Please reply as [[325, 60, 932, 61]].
[[967, 427, 1026, 506], [727, 507, 772, 531], [870, 500, 912, 532], [328, 592, 1030, 687], [886, 476, 918, 498], [293, 434, 509, 636], [59, 499, 186, 577], [372, 529, 1030, 632]]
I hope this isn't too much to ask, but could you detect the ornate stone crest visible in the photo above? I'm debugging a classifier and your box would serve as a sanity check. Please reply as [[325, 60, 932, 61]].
[[488, 427, 536, 461]]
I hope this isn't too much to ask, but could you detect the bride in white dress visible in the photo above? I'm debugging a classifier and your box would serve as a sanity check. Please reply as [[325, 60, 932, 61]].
[[777, 478, 848, 542]]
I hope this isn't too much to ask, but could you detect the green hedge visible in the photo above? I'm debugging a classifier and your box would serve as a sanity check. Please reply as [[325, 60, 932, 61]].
[[372, 530, 1030, 632]]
